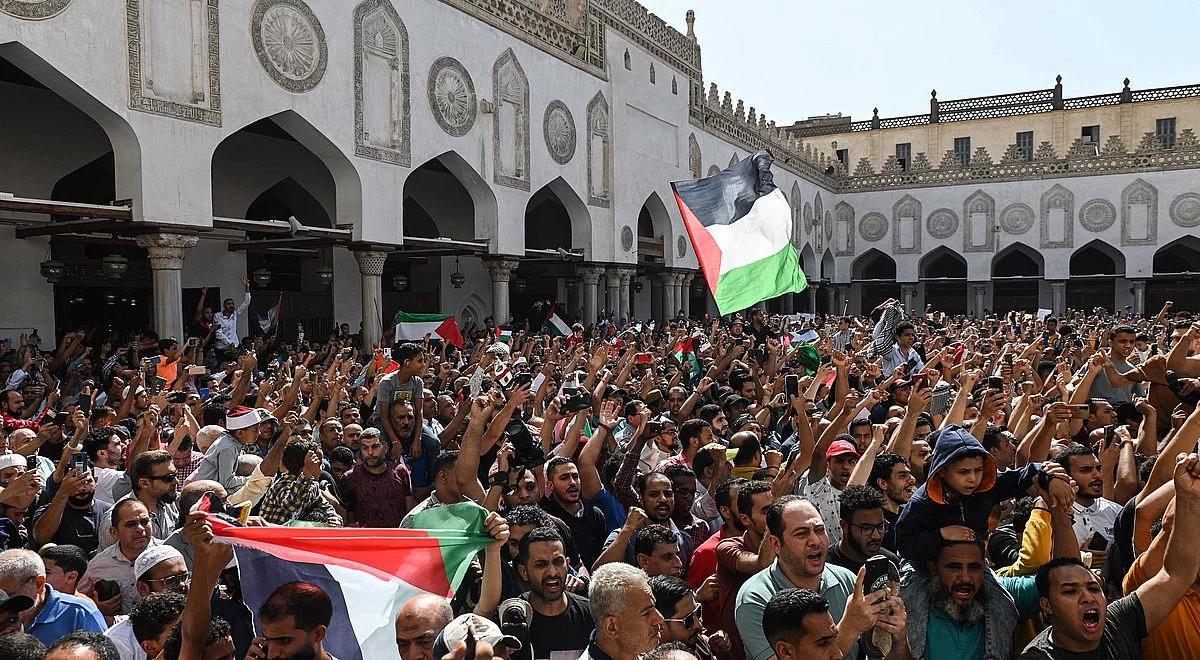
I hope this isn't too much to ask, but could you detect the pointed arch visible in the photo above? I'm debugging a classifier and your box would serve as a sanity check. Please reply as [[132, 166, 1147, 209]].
[[688, 133, 702, 179], [790, 182, 802, 244], [245, 177, 331, 228], [1121, 178, 1158, 245], [834, 201, 855, 256], [800, 244, 817, 276], [0, 42, 143, 213], [729, 153, 739, 168], [404, 150, 498, 241], [353, 0, 410, 166], [919, 246, 968, 279], [492, 47, 530, 190], [892, 194, 922, 254], [586, 91, 610, 207], [649, 62, 656, 84], [992, 242, 1043, 277], [963, 189, 996, 252], [707, 164, 720, 176], [1070, 239, 1124, 277], [820, 249, 836, 281], [1039, 183, 1074, 248], [1153, 235, 1200, 275], [852, 248, 896, 280], [526, 176, 592, 258]]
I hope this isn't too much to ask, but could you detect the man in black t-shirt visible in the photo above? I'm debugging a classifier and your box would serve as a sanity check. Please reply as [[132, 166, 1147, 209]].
[[514, 527, 594, 660], [827, 486, 900, 574], [1020, 452, 1200, 659]]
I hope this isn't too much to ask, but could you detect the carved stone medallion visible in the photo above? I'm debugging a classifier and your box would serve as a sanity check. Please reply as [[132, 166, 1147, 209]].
[[1079, 199, 1116, 232], [926, 208, 959, 239], [621, 226, 634, 252], [428, 57, 476, 137], [0, 0, 71, 20], [543, 100, 576, 165], [677, 236, 687, 258], [859, 212, 887, 242], [1170, 193, 1200, 228], [1000, 203, 1035, 235], [251, 0, 327, 93]]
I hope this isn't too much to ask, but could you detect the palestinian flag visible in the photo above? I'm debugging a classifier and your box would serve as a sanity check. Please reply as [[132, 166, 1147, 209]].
[[544, 304, 571, 336], [394, 311, 464, 347], [211, 502, 493, 660], [495, 327, 513, 343], [672, 336, 702, 383], [258, 294, 283, 333], [672, 151, 807, 315]]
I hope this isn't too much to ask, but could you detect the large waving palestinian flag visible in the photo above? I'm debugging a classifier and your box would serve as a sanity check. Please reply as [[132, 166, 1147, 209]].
[[672, 151, 807, 315], [211, 503, 493, 660]]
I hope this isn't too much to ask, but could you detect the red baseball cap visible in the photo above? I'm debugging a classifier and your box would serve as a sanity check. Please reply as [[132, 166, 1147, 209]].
[[826, 439, 860, 459]]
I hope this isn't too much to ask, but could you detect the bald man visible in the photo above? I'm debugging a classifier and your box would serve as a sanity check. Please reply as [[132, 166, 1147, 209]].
[[396, 594, 453, 660], [163, 480, 227, 570]]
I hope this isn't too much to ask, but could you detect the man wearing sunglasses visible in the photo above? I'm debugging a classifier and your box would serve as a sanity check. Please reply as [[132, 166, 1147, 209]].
[[99, 450, 180, 553], [827, 486, 901, 575], [105, 544, 189, 659], [649, 575, 730, 660]]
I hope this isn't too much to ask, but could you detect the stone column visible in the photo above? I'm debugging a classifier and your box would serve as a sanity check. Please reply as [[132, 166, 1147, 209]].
[[483, 258, 520, 326], [833, 285, 848, 315], [618, 268, 634, 322], [900, 284, 918, 313], [680, 272, 694, 319], [807, 283, 818, 314], [650, 275, 662, 322], [1131, 280, 1146, 316], [136, 233, 199, 341], [1049, 281, 1066, 316], [578, 264, 605, 327], [659, 271, 678, 321], [604, 268, 621, 322], [353, 249, 390, 349], [971, 283, 988, 318]]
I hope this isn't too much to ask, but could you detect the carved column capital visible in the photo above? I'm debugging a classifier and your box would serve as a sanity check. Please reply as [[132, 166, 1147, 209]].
[[135, 233, 199, 270], [577, 263, 606, 285], [483, 257, 521, 282], [353, 249, 391, 277]]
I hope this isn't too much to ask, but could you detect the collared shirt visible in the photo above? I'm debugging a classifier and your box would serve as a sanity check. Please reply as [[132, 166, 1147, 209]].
[[882, 343, 924, 377], [81, 538, 162, 615], [213, 292, 250, 347], [1072, 497, 1121, 545], [795, 471, 844, 547], [97, 495, 179, 551], [186, 433, 250, 494], [602, 517, 695, 573], [27, 585, 107, 646], [174, 452, 206, 490], [400, 491, 445, 528], [735, 560, 857, 660]]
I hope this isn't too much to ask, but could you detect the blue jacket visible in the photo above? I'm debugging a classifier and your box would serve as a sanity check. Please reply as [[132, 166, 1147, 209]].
[[895, 425, 1040, 565]]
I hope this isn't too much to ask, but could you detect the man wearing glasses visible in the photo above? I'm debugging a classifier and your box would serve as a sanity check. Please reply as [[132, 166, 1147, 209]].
[[649, 575, 731, 660], [105, 544, 189, 659], [98, 450, 180, 551], [827, 486, 901, 574]]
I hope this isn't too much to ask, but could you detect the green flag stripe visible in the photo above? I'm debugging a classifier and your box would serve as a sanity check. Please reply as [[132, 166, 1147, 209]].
[[411, 502, 494, 592], [395, 311, 451, 322], [713, 243, 808, 315]]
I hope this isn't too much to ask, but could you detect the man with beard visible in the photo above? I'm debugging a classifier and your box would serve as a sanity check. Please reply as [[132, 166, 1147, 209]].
[[31, 462, 106, 554], [338, 427, 415, 527], [900, 497, 1078, 660], [687, 477, 745, 632], [249, 581, 336, 660], [869, 453, 915, 553], [105, 544, 189, 659], [663, 464, 714, 552], [649, 576, 730, 660], [761, 588, 845, 660], [387, 401, 440, 499], [499, 506, 583, 599], [515, 527, 595, 660], [599, 472, 693, 573], [82, 427, 127, 505], [99, 450, 179, 550], [828, 486, 901, 574], [540, 457, 606, 569], [1021, 452, 1200, 659], [1054, 444, 1121, 550], [635, 524, 684, 578], [715, 480, 773, 660], [81, 499, 157, 615], [735, 496, 904, 660], [908, 416, 934, 484]]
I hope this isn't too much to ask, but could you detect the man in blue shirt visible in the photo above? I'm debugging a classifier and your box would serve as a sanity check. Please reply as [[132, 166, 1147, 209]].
[[0, 548, 105, 646]]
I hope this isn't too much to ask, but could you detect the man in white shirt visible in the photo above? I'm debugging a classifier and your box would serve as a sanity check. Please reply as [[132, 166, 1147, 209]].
[[213, 276, 251, 353], [1056, 443, 1122, 549], [881, 322, 924, 377], [81, 499, 159, 616], [82, 427, 127, 505], [104, 545, 188, 660]]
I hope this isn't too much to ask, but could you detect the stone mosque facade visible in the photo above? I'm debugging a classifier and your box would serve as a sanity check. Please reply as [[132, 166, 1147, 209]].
[[1, 0, 1198, 345]]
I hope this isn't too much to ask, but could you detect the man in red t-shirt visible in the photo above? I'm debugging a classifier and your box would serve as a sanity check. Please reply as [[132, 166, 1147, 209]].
[[715, 480, 776, 660], [686, 477, 744, 632]]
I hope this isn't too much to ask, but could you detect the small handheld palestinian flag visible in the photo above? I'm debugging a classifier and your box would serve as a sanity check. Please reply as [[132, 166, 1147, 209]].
[[495, 327, 514, 344], [544, 303, 571, 336], [394, 311, 464, 347], [672, 151, 807, 315]]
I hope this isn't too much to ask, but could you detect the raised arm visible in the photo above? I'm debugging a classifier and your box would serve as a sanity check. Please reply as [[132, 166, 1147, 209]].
[[1134, 453, 1200, 632]]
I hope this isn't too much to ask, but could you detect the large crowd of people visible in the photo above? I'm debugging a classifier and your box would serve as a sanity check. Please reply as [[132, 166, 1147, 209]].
[[2, 295, 1200, 660]]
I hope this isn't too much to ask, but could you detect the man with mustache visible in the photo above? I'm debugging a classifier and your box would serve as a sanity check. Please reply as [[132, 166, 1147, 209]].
[[31, 462, 105, 555], [598, 471, 693, 573], [899, 498, 1077, 660], [540, 457, 606, 569], [828, 486, 901, 574], [337, 427, 415, 527], [869, 453, 916, 554], [514, 527, 595, 660], [1055, 444, 1121, 554]]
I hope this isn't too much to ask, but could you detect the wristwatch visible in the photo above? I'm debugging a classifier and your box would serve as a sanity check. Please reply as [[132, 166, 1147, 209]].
[[487, 471, 510, 489], [1036, 469, 1053, 491]]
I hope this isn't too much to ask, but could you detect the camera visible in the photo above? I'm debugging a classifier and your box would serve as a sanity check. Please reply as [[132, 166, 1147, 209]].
[[499, 597, 532, 655], [504, 419, 545, 471]]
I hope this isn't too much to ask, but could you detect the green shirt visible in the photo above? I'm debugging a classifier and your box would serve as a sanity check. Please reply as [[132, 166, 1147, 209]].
[[925, 575, 1041, 659], [735, 560, 857, 660]]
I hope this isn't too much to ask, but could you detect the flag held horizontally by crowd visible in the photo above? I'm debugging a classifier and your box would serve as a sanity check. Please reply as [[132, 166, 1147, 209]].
[[210, 502, 494, 660], [394, 311, 464, 347], [672, 150, 807, 315]]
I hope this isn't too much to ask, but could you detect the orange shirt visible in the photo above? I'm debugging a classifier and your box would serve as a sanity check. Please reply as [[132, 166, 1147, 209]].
[[1124, 552, 1200, 659]]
